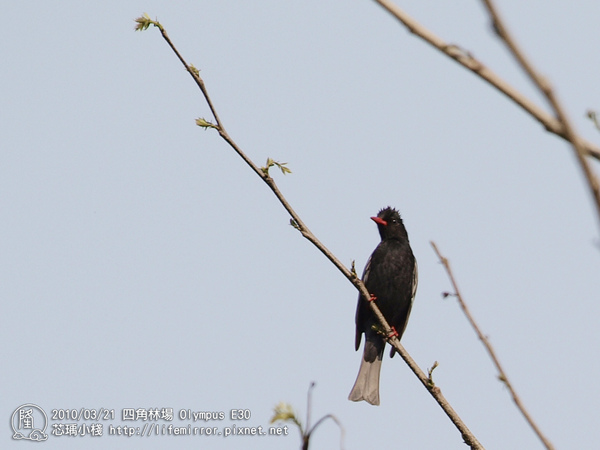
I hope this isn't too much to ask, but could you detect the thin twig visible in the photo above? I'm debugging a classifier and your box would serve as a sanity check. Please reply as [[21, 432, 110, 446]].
[[304, 384, 346, 450], [431, 241, 555, 450], [306, 414, 345, 450], [136, 15, 483, 450], [371, 0, 600, 162], [479, 0, 600, 231], [305, 381, 314, 441]]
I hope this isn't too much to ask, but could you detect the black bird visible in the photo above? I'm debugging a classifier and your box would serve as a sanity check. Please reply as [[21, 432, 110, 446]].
[[348, 207, 418, 406]]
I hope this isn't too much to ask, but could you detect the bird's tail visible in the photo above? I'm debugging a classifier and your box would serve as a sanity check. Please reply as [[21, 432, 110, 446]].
[[348, 348, 382, 406]]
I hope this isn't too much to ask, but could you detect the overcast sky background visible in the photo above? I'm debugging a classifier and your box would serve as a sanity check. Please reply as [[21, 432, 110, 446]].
[[2, 1, 599, 449]]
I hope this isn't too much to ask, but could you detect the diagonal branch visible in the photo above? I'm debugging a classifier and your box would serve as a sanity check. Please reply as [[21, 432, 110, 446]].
[[431, 242, 555, 450], [479, 0, 600, 231], [136, 14, 483, 450], [371, 0, 600, 162]]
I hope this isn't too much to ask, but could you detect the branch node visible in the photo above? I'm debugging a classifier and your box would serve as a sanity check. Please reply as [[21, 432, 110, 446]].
[[350, 260, 357, 278], [188, 64, 200, 77], [261, 157, 292, 177], [289, 218, 302, 231], [427, 361, 439, 388]]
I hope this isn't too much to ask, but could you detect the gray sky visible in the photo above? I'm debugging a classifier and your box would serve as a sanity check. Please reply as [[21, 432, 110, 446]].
[[2, 1, 599, 449]]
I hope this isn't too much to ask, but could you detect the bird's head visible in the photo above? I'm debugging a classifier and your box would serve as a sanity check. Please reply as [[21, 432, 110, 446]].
[[371, 207, 408, 241]]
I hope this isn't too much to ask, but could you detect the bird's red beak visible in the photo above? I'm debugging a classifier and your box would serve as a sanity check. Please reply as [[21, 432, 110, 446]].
[[371, 216, 387, 226]]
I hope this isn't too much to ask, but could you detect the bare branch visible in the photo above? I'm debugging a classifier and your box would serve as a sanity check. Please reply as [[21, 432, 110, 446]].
[[136, 15, 484, 449], [431, 242, 555, 450], [479, 0, 600, 231], [371, 0, 600, 162]]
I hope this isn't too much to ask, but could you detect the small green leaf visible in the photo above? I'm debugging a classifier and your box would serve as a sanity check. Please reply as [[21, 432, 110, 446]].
[[270, 402, 303, 433], [261, 158, 273, 176], [195, 117, 218, 130], [261, 158, 291, 176], [134, 13, 163, 32], [270, 402, 295, 423], [134, 13, 153, 31], [281, 165, 292, 174], [273, 161, 291, 175], [189, 64, 200, 77]]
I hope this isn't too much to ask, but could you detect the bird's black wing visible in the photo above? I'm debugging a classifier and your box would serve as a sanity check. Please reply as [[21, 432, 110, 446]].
[[354, 254, 372, 351], [388, 257, 418, 357]]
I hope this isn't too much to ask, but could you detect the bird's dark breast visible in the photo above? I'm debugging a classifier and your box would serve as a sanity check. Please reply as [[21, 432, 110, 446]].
[[363, 240, 415, 333]]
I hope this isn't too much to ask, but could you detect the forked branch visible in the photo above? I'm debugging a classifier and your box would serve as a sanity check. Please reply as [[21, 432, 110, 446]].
[[431, 242, 555, 450], [371, 0, 600, 163], [479, 0, 600, 230]]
